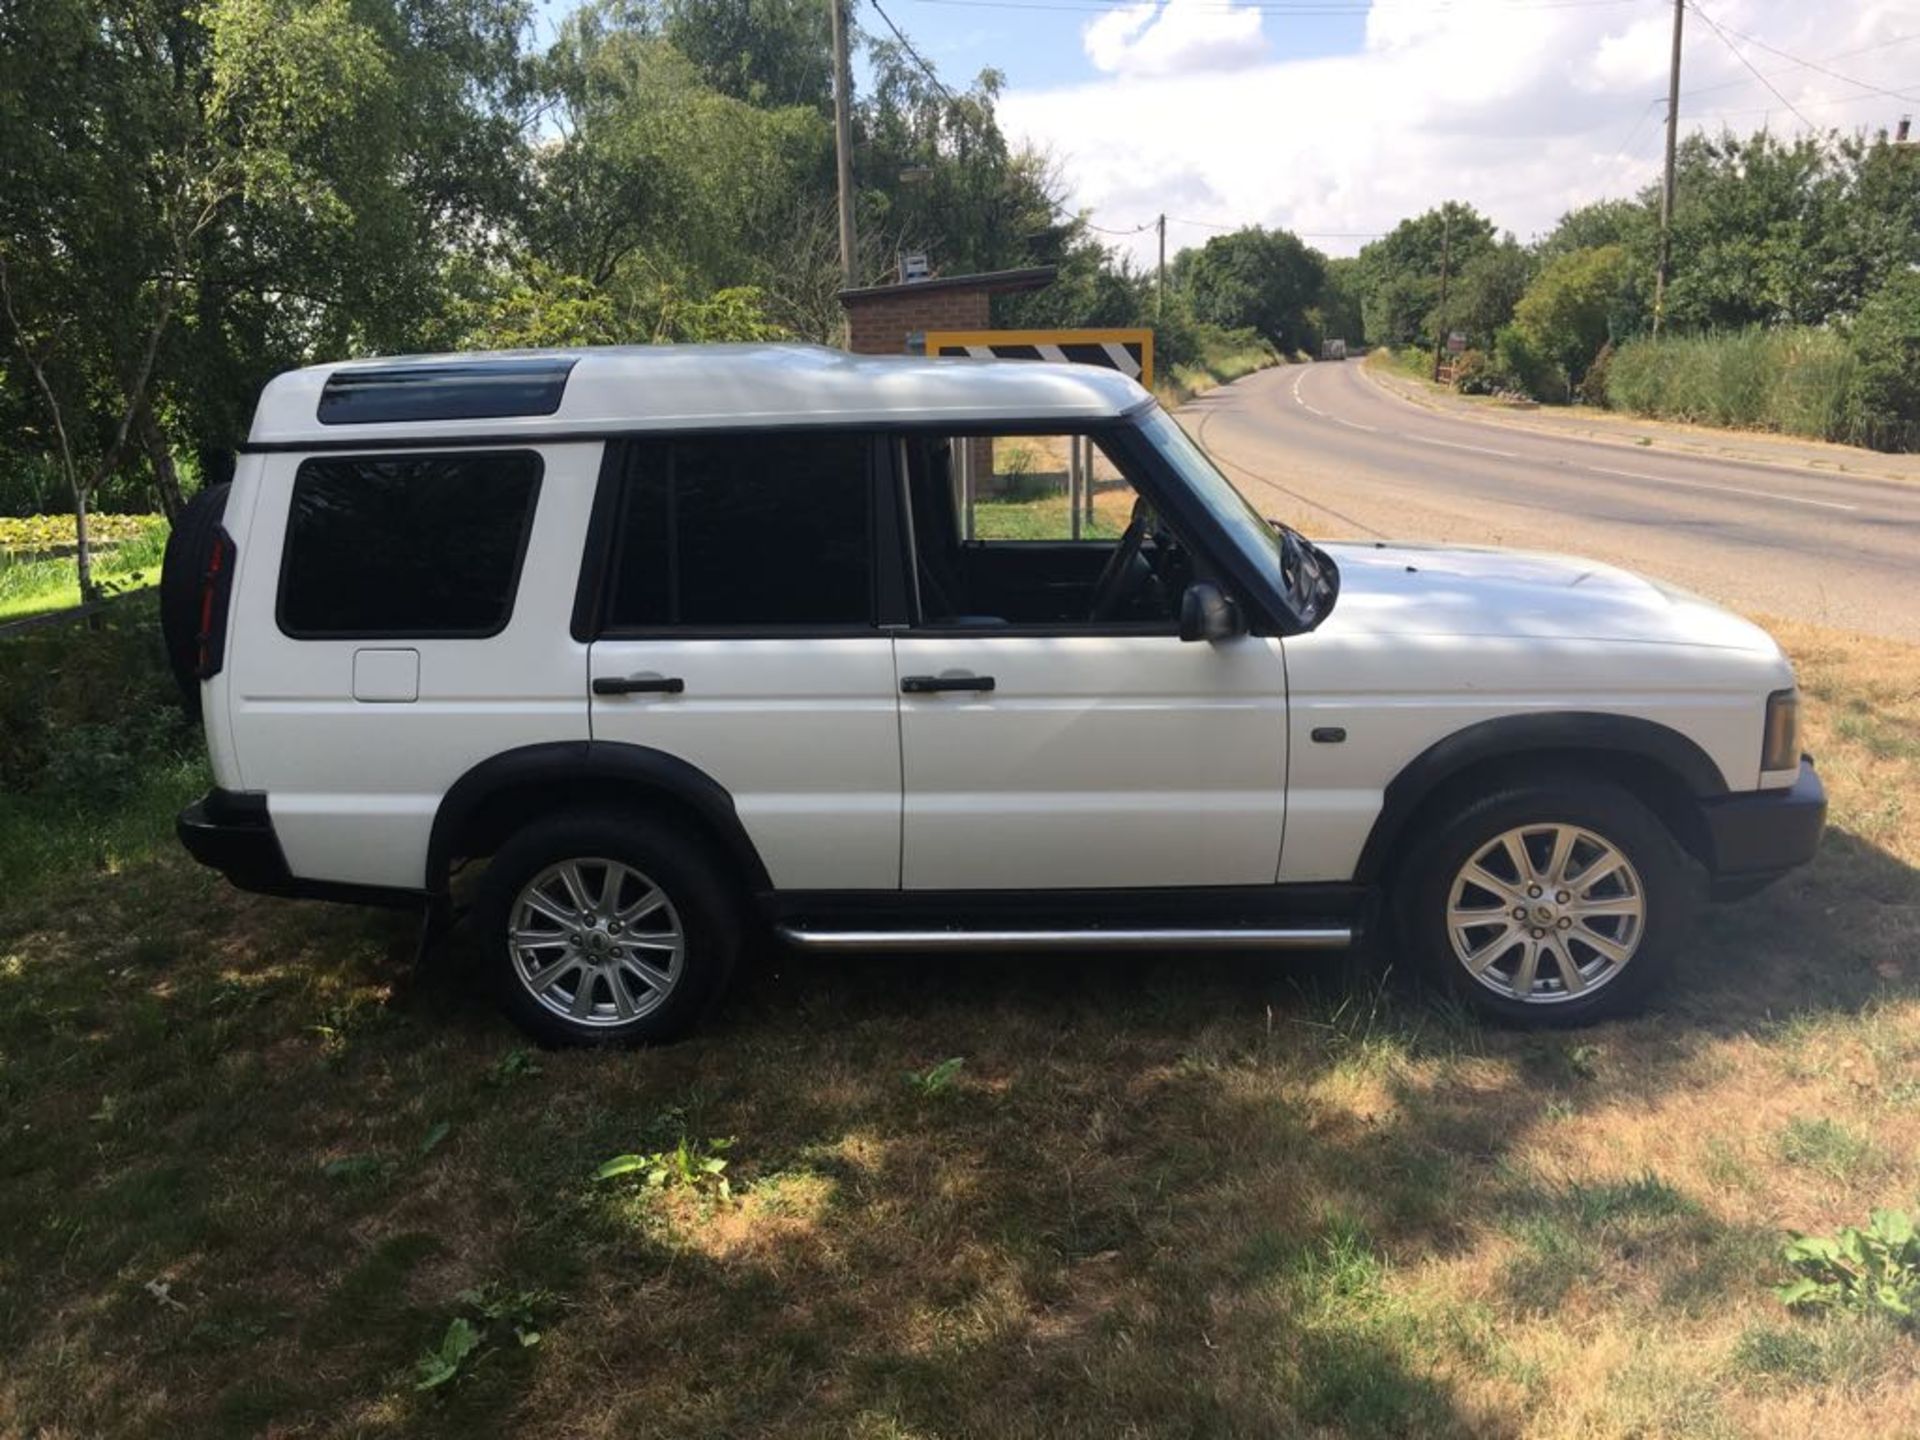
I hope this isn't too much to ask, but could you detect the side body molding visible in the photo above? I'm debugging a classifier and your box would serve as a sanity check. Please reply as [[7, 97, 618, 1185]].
[[1352, 711, 1729, 884], [425, 741, 773, 895]]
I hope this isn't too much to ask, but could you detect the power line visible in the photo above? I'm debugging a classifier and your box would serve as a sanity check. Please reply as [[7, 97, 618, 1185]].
[[1700, 19, 1920, 104], [1682, 30, 1920, 100], [867, 0, 964, 110], [1690, 4, 1816, 133]]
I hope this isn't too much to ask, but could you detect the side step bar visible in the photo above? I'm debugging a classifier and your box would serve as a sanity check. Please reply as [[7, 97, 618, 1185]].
[[776, 925, 1352, 954]]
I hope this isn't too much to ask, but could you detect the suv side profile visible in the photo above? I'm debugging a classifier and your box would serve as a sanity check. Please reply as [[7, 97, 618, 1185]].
[[172, 345, 1826, 1044]]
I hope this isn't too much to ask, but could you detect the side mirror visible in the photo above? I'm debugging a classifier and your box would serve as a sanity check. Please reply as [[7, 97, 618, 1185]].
[[1179, 581, 1244, 643]]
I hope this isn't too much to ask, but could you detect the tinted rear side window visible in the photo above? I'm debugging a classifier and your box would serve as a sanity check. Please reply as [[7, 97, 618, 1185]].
[[279, 452, 542, 638], [606, 434, 873, 630]]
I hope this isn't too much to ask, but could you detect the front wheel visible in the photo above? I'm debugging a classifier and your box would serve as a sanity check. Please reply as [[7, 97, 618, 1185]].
[[475, 811, 740, 1046], [1398, 779, 1693, 1025]]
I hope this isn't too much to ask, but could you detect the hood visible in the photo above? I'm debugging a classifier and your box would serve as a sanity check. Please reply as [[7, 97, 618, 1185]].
[[1317, 541, 1782, 654]]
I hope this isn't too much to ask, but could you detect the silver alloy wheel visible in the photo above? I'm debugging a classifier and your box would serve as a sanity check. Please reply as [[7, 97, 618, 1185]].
[[1445, 822, 1646, 1004], [508, 858, 684, 1027]]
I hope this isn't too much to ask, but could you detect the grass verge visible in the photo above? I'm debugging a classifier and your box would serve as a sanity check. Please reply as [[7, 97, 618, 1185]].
[[0, 517, 169, 623], [1, 613, 1918, 1437]]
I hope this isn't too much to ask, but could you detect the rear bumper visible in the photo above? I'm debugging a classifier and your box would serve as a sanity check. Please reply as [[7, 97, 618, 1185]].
[[1699, 757, 1826, 899], [177, 789, 424, 908]]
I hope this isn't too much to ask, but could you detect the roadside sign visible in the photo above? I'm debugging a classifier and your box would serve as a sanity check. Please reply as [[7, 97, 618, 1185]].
[[1447, 330, 1467, 354], [923, 327, 1154, 391]]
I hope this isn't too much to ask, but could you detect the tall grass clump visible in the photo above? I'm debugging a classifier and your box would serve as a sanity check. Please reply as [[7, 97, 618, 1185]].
[[1606, 328, 1870, 447]]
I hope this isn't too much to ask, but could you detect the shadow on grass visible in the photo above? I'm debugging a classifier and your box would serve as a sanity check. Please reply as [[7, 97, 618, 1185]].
[[0, 815, 1915, 1438]]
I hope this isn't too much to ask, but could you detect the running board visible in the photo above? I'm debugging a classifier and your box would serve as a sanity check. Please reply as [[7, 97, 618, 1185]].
[[775, 925, 1353, 954]]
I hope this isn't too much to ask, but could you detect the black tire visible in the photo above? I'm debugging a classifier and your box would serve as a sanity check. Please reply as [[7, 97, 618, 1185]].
[[159, 481, 231, 718], [475, 810, 741, 1047], [1395, 777, 1693, 1026]]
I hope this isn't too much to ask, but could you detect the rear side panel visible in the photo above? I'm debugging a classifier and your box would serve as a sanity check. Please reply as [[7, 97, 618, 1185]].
[[223, 442, 599, 889], [200, 454, 267, 794]]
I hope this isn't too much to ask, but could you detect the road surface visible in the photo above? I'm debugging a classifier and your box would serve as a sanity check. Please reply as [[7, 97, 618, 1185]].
[[1184, 362, 1920, 642]]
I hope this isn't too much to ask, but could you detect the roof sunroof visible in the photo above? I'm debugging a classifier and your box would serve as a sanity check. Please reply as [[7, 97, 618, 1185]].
[[317, 357, 577, 426]]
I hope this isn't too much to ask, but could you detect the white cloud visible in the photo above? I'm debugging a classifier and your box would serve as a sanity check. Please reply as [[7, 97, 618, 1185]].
[[1001, 0, 1920, 262], [1083, 0, 1268, 78]]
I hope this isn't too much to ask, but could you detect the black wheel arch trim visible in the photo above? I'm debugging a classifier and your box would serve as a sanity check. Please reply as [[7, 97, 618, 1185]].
[[1353, 711, 1729, 884], [425, 740, 773, 895]]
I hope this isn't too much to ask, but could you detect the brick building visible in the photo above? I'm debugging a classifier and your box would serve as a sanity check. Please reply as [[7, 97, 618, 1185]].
[[838, 266, 1057, 356]]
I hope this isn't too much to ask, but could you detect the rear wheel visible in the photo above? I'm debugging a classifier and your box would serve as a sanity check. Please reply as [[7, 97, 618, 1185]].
[[476, 811, 740, 1046], [1398, 778, 1691, 1025]]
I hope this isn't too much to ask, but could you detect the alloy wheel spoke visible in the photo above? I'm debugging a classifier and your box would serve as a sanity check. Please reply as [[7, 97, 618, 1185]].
[[1573, 924, 1633, 964], [522, 891, 580, 929], [1466, 864, 1521, 903], [569, 970, 601, 1018], [1546, 936, 1587, 993], [528, 958, 582, 995], [616, 887, 667, 925], [1501, 833, 1535, 886], [1572, 897, 1642, 920], [511, 928, 570, 950], [1510, 940, 1541, 997], [1545, 826, 1578, 886], [619, 954, 673, 992], [1461, 924, 1518, 974], [1572, 854, 1627, 896], [558, 863, 595, 918], [1450, 905, 1510, 929], [609, 973, 637, 1020]]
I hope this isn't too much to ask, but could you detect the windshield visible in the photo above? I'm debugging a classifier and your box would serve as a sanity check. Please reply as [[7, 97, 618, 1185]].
[[1136, 406, 1337, 626]]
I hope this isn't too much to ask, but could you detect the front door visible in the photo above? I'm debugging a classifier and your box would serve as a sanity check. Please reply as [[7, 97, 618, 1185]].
[[585, 433, 902, 891], [892, 430, 1289, 891]]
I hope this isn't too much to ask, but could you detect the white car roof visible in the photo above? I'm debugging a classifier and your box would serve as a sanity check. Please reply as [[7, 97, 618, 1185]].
[[246, 342, 1154, 447]]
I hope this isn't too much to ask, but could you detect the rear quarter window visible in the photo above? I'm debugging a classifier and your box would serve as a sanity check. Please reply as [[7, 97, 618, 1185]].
[[277, 451, 543, 638]]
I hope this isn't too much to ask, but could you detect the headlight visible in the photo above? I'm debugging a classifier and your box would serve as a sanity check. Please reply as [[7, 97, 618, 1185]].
[[1762, 688, 1800, 772]]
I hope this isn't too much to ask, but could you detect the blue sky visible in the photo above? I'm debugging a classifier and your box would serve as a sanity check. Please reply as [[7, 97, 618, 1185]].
[[528, 0, 1920, 262]]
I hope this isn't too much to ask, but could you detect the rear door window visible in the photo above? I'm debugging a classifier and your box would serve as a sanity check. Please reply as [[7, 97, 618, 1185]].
[[278, 451, 542, 638], [603, 433, 874, 631]]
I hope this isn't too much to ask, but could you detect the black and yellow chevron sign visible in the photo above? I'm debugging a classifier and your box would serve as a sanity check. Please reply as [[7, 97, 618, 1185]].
[[923, 328, 1154, 391]]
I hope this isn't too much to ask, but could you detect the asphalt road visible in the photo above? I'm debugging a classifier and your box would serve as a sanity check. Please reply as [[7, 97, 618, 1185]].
[[1183, 361, 1920, 642]]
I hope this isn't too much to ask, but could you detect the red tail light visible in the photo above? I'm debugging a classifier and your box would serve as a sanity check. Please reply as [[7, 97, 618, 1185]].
[[195, 528, 235, 679]]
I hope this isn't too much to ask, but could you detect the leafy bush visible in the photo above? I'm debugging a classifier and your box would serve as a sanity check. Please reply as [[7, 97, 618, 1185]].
[[1578, 341, 1614, 407], [1493, 325, 1567, 403], [1777, 1209, 1920, 1322], [1847, 270, 1920, 452], [1449, 348, 1498, 395]]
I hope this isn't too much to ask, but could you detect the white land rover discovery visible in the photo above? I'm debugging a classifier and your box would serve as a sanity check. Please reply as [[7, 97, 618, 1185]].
[[170, 344, 1825, 1045]]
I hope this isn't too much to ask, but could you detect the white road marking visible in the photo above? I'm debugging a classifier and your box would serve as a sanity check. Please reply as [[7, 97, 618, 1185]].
[[1416, 435, 1520, 459], [1583, 465, 1859, 513]]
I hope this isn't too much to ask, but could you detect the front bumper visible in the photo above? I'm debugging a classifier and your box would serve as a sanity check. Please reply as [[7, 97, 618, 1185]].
[[176, 789, 424, 908], [1698, 757, 1827, 899]]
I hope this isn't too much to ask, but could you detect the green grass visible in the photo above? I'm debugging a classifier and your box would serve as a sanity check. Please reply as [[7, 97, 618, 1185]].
[[0, 517, 168, 622], [970, 492, 1127, 541], [1605, 328, 1871, 448], [2, 609, 1919, 1435]]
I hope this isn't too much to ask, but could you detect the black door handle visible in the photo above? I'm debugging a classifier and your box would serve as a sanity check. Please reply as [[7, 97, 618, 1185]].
[[593, 675, 685, 696], [901, 674, 995, 694]]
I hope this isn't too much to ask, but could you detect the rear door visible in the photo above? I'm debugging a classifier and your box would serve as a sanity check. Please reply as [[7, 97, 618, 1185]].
[[583, 432, 902, 891], [227, 444, 595, 890]]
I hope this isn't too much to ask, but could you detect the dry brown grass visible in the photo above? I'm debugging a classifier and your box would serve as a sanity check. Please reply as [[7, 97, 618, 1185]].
[[2, 619, 1918, 1438]]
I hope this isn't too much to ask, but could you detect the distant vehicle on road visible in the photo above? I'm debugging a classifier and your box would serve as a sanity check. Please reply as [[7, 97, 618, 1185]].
[[1320, 338, 1347, 361], [169, 344, 1823, 1044]]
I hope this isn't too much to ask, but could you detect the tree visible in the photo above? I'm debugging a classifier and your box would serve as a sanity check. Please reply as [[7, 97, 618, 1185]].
[[1510, 244, 1631, 392], [1352, 203, 1497, 347], [661, 0, 833, 109], [1177, 227, 1326, 354], [1452, 241, 1532, 349]]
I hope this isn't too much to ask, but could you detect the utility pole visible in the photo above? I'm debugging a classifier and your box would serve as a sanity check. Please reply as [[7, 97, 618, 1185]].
[[829, 0, 857, 293], [1430, 207, 1452, 383], [1156, 213, 1166, 318], [1653, 0, 1684, 336]]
